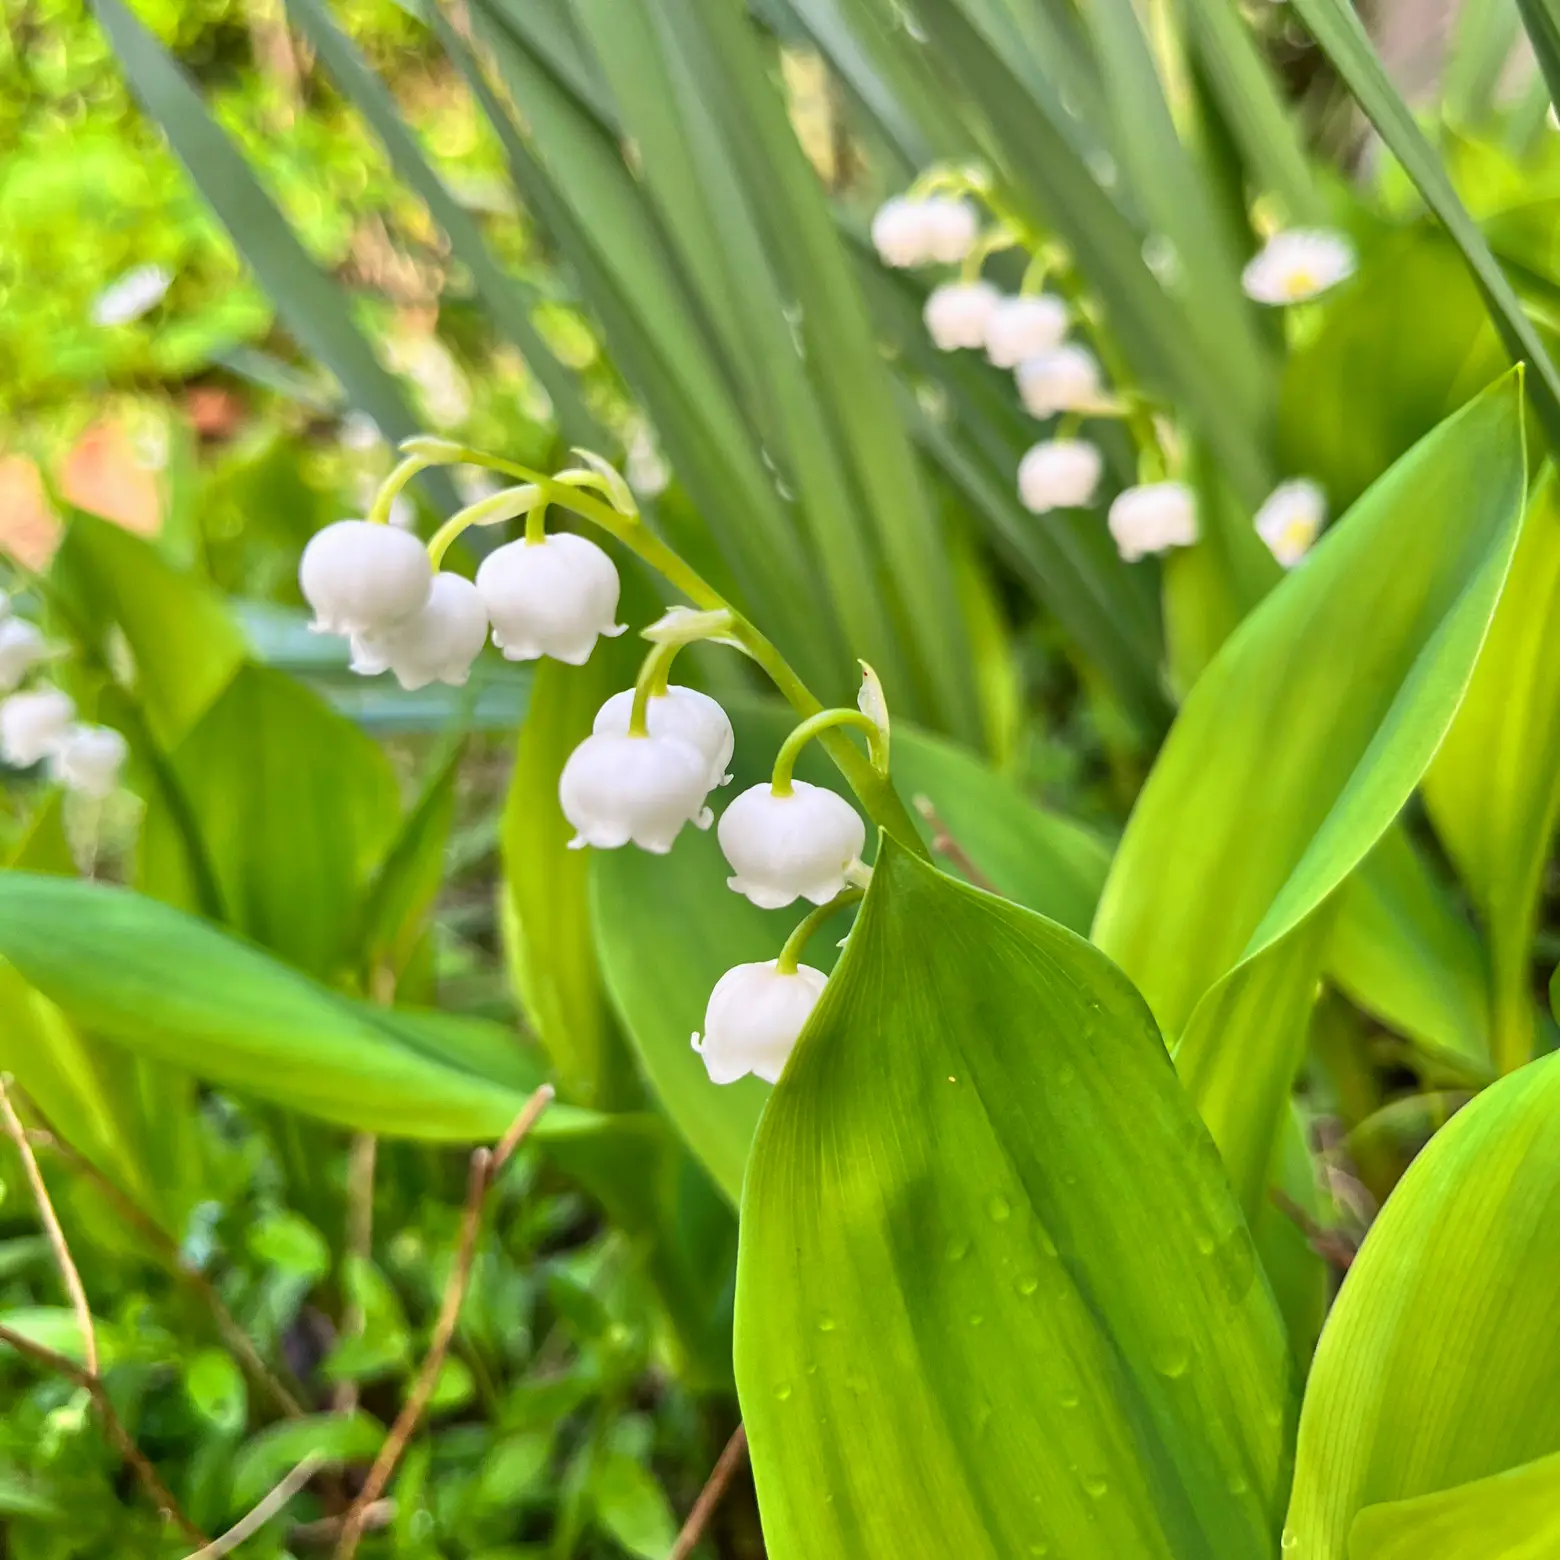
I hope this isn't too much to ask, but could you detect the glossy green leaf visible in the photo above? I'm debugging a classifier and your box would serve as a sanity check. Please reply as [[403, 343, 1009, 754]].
[[589, 1453, 677, 1559], [1285, 1050, 1560, 1553], [595, 699, 1111, 1200], [1287, 0, 1560, 448], [0, 873, 547, 1140], [139, 664, 401, 981], [231, 1413, 385, 1509], [1094, 376, 1526, 1216], [87, 0, 447, 506], [283, 0, 599, 448], [1347, 1450, 1560, 1559], [1425, 469, 1560, 1072], [737, 839, 1291, 1560]]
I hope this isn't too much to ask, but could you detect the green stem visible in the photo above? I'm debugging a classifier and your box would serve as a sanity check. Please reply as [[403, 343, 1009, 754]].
[[425, 485, 546, 569], [418, 447, 929, 857], [367, 455, 432, 525], [776, 888, 865, 973], [628, 641, 682, 736], [525, 501, 548, 545], [772, 710, 886, 796]]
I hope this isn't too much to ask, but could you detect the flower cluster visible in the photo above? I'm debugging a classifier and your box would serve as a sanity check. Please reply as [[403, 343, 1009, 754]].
[[299, 462, 882, 1090], [300, 516, 626, 690], [0, 596, 127, 799], [876, 176, 1352, 567]]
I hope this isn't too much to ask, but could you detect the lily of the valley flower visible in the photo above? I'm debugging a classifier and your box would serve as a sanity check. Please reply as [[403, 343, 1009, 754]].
[[0, 688, 76, 768], [300, 520, 433, 638], [0, 618, 47, 693], [924, 281, 1001, 351], [1018, 440, 1103, 513], [1255, 478, 1327, 567], [476, 532, 626, 665], [1107, 481, 1198, 562], [560, 732, 713, 853], [593, 685, 734, 793], [870, 195, 979, 268], [985, 294, 1069, 368], [718, 781, 866, 910], [351, 572, 489, 690], [1241, 230, 1355, 305], [1016, 344, 1103, 418], [51, 724, 128, 799], [691, 960, 827, 1085]]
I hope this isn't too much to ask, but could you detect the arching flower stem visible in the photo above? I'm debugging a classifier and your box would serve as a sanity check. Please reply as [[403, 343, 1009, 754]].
[[401, 440, 927, 858], [771, 709, 888, 797], [425, 485, 546, 569], [628, 639, 683, 736], [367, 454, 435, 525], [776, 887, 865, 974]]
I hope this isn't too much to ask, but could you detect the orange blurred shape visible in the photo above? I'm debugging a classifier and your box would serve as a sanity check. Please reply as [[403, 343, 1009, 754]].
[[0, 454, 62, 570], [184, 384, 244, 438], [59, 419, 163, 539]]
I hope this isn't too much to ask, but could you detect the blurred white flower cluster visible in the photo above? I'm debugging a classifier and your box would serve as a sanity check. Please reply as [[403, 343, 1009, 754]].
[[0, 595, 127, 799], [874, 181, 1353, 567]]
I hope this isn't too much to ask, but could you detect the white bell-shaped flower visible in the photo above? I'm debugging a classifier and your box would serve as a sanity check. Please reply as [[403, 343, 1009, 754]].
[[985, 294, 1069, 367], [1255, 478, 1327, 567], [871, 196, 933, 268], [1018, 440, 1103, 513], [0, 617, 47, 693], [300, 520, 432, 638], [592, 686, 734, 793], [0, 688, 76, 768], [718, 781, 866, 910], [1016, 344, 1103, 417], [691, 960, 828, 1085], [924, 281, 1001, 351], [559, 732, 713, 853], [476, 532, 626, 666], [923, 196, 980, 264], [350, 573, 489, 690], [1108, 481, 1198, 562], [50, 724, 128, 799], [1241, 229, 1355, 305]]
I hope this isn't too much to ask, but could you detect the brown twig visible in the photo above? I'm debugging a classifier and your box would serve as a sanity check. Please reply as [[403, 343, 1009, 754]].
[[22, 1109, 305, 1420], [0, 1320, 206, 1544], [291, 1500, 395, 1546], [0, 1077, 99, 1378], [1268, 1188, 1357, 1271], [334, 1085, 554, 1559], [912, 795, 996, 894], [183, 1453, 324, 1559], [670, 1423, 750, 1560]]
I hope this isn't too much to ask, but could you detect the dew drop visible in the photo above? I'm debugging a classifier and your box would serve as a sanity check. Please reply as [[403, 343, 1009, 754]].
[[1056, 1063, 1077, 1085], [805, 1361, 818, 1376], [987, 1194, 1012, 1222], [1280, 1528, 1299, 1552], [1193, 1230, 1216, 1256], [1037, 1227, 1059, 1257], [1057, 1385, 1081, 1408], [1082, 1474, 1109, 1499], [817, 1314, 838, 1333], [945, 1236, 971, 1262], [1062, 1172, 1079, 1187], [1150, 1338, 1192, 1379], [1028, 1544, 1050, 1556], [1228, 1474, 1250, 1497], [1017, 1275, 1040, 1297], [774, 1383, 793, 1402], [969, 1312, 985, 1327]]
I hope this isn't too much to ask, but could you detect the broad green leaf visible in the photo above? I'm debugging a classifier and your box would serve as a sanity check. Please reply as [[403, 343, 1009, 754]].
[[1094, 376, 1526, 1216], [1327, 828, 1490, 1069], [1515, 0, 1560, 117], [1287, 0, 1560, 448], [589, 1453, 678, 1560], [1285, 1050, 1560, 1553], [231, 1413, 385, 1509], [0, 1307, 117, 1367], [0, 873, 547, 1140], [283, 0, 600, 448], [595, 699, 1111, 1200], [88, 0, 450, 508], [48, 511, 245, 750], [1425, 470, 1560, 1072], [1347, 1450, 1560, 1559], [502, 653, 635, 1109], [139, 664, 401, 981], [736, 839, 1291, 1560]]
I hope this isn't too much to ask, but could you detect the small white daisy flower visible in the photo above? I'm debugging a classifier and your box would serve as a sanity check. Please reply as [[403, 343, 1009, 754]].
[[1241, 230, 1355, 305], [1254, 478, 1327, 567]]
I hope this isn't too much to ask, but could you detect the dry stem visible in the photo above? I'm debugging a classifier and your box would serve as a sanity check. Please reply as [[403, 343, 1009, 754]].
[[670, 1423, 750, 1560], [913, 795, 996, 894]]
